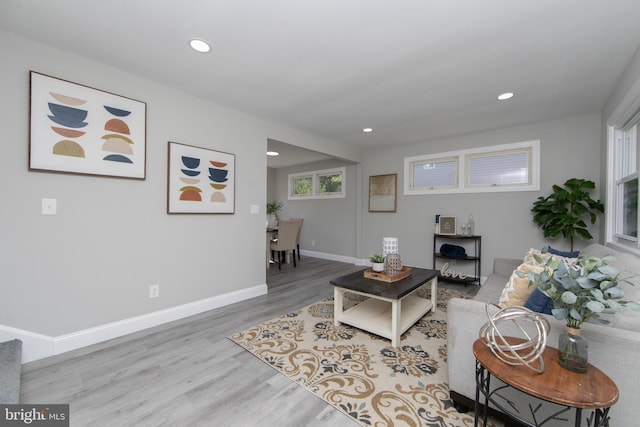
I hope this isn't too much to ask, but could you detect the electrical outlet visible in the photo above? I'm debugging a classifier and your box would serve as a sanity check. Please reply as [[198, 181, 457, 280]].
[[311, 240, 316, 247], [149, 284, 159, 299]]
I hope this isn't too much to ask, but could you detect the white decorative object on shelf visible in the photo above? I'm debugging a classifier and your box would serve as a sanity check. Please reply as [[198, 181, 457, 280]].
[[467, 214, 475, 235], [440, 262, 450, 277], [440, 262, 469, 280], [382, 237, 399, 255]]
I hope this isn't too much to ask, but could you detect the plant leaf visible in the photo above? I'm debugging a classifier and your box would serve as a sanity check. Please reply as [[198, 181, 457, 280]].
[[561, 291, 578, 304], [604, 300, 622, 311], [586, 300, 605, 313], [604, 287, 625, 299], [590, 288, 604, 301], [598, 264, 619, 277], [569, 308, 583, 321], [587, 272, 609, 283], [599, 280, 617, 290], [576, 276, 597, 289], [551, 307, 568, 320]]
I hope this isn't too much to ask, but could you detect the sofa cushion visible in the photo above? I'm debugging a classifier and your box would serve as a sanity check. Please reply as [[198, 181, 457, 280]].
[[498, 248, 581, 308], [498, 262, 542, 307], [522, 247, 579, 266], [546, 246, 580, 258], [523, 287, 553, 314]]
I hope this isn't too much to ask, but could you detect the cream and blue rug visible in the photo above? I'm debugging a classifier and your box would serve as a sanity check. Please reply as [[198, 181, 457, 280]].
[[229, 288, 496, 427]]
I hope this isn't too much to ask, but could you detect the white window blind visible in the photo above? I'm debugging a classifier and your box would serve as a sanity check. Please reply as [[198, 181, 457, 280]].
[[404, 140, 539, 195], [466, 149, 530, 187], [411, 158, 457, 189]]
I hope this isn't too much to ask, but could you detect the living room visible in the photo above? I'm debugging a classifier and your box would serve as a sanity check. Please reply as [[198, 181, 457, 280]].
[[1, 2, 640, 423], [1, 0, 639, 360]]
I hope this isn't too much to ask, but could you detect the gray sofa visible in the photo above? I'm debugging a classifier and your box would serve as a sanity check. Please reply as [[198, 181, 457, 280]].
[[447, 243, 640, 426]]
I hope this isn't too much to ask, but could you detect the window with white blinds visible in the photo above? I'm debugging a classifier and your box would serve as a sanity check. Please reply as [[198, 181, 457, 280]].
[[410, 157, 458, 189], [466, 149, 531, 187], [404, 140, 539, 195]]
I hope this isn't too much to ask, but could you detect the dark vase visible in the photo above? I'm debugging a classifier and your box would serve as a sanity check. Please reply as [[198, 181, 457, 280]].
[[558, 327, 588, 373]]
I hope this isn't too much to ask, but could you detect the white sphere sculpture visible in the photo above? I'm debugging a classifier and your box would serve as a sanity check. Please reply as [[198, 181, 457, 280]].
[[478, 304, 550, 373]]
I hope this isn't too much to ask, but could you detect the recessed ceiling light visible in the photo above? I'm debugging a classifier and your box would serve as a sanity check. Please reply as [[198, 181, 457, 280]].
[[497, 92, 514, 101], [362, 127, 373, 133], [189, 39, 211, 53], [266, 151, 280, 156]]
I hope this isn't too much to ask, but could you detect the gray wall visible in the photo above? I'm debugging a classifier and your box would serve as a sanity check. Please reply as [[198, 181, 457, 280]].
[[0, 29, 360, 338], [272, 160, 360, 259], [266, 167, 277, 205], [361, 113, 603, 277]]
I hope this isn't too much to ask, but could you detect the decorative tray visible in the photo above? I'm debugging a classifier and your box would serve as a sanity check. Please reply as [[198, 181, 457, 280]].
[[363, 267, 412, 282]]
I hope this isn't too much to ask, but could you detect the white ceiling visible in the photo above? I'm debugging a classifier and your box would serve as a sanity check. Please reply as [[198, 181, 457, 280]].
[[2, 0, 640, 167], [267, 139, 333, 168]]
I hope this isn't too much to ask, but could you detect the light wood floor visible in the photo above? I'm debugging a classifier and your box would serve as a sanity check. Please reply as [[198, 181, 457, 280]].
[[20, 257, 478, 427]]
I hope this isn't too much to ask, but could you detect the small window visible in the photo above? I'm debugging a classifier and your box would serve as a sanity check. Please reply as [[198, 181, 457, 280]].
[[466, 148, 531, 188], [404, 140, 539, 195], [288, 167, 346, 200], [317, 170, 343, 195], [611, 125, 639, 245], [619, 176, 638, 238], [291, 175, 313, 197], [409, 157, 458, 190]]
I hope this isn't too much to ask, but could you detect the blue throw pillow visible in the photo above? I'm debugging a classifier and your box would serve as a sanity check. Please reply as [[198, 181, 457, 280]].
[[524, 287, 553, 315], [546, 246, 580, 258]]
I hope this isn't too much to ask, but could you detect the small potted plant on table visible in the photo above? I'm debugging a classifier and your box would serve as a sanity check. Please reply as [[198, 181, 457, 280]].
[[370, 254, 385, 272], [266, 200, 283, 228]]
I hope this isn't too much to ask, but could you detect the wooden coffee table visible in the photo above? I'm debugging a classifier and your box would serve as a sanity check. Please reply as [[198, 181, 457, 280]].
[[330, 267, 438, 347], [473, 337, 619, 427]]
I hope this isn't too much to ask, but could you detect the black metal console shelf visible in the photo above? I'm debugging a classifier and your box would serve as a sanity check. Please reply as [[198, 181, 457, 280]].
[[432, 234, 481, 286]]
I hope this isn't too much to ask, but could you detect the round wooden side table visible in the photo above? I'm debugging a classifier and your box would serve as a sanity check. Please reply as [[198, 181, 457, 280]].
[[473, 338, 618, 427]]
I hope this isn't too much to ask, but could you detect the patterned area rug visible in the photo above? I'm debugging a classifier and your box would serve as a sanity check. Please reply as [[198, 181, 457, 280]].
[[229, 287, 494, 427]]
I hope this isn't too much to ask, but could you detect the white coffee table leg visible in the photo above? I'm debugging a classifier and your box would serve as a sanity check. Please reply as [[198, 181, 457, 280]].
[[391, 299, 401, 346], [334, 287, 344, 326], [431, 277, 438, 313]]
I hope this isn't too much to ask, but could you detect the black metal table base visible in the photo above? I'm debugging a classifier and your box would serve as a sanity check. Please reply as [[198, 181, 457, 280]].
[[474, 361, 611, 427]]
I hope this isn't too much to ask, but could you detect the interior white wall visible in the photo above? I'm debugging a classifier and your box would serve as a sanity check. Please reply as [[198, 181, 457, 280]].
[[361, 113, 603, 276], [266, 167, 277, 205], [0, 30, 360, 349], [273, 160, 360, 259]]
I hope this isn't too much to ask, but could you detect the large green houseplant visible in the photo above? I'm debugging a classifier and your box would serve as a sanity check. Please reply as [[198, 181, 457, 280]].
[[531, 178, 604, 251]]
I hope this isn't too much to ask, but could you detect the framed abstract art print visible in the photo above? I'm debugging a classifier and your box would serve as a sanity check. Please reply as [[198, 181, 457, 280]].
[[167, 141, 235, 214], [29, 71, 146, 179]]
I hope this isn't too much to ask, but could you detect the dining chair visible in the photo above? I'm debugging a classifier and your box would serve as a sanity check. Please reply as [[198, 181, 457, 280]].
[[270, 219, 301, 270], [289, 217, 304, 260]]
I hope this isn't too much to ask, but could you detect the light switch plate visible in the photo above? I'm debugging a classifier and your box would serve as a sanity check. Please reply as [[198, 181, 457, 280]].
[[42, 198, 57, 215], [250, 204, 260, 214]]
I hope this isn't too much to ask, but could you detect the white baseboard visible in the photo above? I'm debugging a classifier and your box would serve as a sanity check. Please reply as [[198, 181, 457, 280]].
[[299, 249, 362, 265], [0, 283, 267, 363]]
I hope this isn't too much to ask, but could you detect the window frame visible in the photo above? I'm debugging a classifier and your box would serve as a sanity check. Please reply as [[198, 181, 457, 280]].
[[607, 123, 640, 252], [288, 167, 346, 200], [404, 140, 540, 195], [407, 156, 459, 192]]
